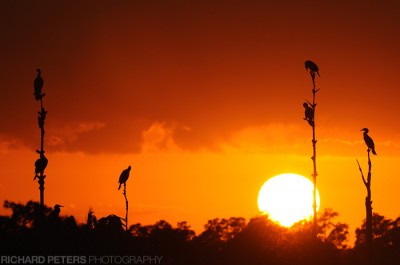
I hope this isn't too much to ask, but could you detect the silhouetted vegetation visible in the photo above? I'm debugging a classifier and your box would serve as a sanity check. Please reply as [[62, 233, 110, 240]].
[[1, 201, 399, 265]]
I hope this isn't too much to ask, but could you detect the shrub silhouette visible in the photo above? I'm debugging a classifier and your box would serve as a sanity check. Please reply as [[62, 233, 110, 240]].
[[1, 200, 400, 265]]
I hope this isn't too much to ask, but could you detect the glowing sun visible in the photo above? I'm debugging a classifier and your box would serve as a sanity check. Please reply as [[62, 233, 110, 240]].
[[258, 173, 320, 227]]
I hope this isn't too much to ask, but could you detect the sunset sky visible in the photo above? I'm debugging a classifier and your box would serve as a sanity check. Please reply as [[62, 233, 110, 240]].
[[1, 0, 400, 244]]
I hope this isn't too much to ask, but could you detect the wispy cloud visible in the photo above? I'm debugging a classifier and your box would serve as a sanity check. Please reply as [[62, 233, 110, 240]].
[[48, 121, 106, 147], [0, 137, 28, 153], [318, 138, 362, 146], [219, 123, 308, 153], [141, 121, 182, 153], [380, 140, 400, 149]]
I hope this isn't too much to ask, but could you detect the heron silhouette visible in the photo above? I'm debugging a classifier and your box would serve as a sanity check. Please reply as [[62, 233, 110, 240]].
[[361, 128, 377, 155], [118, 166, 131, 190], [34, 69, 44, 101], [48, 204, 63, 221], [305, 60, 320, 77]]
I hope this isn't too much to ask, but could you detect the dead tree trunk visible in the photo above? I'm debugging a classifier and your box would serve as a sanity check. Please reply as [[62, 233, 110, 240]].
[[311, 81, 318, 238], [38, 99, 46, 208], [304, 65, 320, 239], [356, 150, 373, 265], [123, 183, 128, 231], [33, 69, 48, 209]]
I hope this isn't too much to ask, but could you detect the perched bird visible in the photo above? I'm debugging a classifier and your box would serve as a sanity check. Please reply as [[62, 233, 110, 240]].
[[34, 152, 48, 180], [48, 204, 63, 221], [118, 166, 131, 190], [303, 102, 314, 126], [34, 69, 44, 101], [361, 128, 377, 155], [305, 60, 320, 77], [37, 107, 48, 130]]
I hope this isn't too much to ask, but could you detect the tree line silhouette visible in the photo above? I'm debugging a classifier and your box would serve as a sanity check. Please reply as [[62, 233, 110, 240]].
[[0, 200, 399, 265]]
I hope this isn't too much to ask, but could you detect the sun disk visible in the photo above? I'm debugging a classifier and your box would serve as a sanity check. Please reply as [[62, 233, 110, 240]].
[[258, 173, 320, 227]]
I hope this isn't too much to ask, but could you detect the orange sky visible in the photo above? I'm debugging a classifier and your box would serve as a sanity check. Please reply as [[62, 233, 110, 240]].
[[1, 0, 400, 244]]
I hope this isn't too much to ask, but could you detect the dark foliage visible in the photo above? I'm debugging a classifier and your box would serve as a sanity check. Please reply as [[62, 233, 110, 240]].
[[1, 201, 399, 265]]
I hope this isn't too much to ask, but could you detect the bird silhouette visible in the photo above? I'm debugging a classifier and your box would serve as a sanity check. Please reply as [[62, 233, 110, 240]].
[[48, 204, 63, 221], [118, 166, 131, 190], [37, 107, 48, 130], [361, 128, 377, 155], [34, 69, 44, 101], [305, 60, 320, 77], [34, 152, 48, 180], [303, 102, 314, 126]]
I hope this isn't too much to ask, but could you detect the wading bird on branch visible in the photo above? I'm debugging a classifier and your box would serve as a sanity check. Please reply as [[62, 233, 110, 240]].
[[48, 204, 63, 221], [118, 166, 131, 190], [361, 128, 377, 155]]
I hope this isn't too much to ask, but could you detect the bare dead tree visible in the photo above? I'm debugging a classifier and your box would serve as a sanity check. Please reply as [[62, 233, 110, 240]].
[[304, 60, 320, 238], [33, 69, 48, 208], [123, 183, 128, 232], [356, 150, 374, 265], [118, 165, 131, 231]]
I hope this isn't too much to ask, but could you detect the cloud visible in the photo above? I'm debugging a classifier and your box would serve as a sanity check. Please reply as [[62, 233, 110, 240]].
[[380, 140, 400, 149], [219, 123, 308, 153], [141, 122, 181, 153], [319, 138, 362, 146], [0, 137, 28, 153], [215, 124, 400, 157], [48, 121, 106, 148]]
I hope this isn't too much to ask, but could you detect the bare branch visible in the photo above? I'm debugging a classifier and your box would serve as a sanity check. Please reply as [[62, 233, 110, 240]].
[[367, 149, 372, 184], [356, 159, 368, 187], [123, 182, 129, 232]]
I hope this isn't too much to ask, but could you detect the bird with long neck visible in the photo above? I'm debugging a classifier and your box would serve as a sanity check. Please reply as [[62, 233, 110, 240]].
[[118, 166, 131, 190], [361, 128, 377, 155], [48, 204, 63, 221]]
